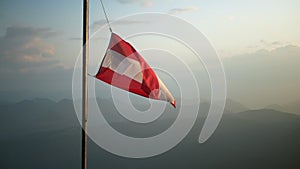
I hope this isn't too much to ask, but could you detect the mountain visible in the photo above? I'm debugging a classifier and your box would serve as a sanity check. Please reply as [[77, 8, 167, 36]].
[[224, 98, 248, 113], [235, 109, 300, 125], [197, 98, 248, 116], [265, 104, 287, 113], [263, 100, 300, 115], [284, 100, 300, 115], [0, 99, 14, 106], [0, 99, 300, 169], [0, 98, 77, 140]]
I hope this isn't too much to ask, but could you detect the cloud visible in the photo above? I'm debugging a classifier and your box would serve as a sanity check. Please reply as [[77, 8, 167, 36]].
[[0, 26, 65, 74], [259, 40, 286, 49], [0, 26, 72, 101], [225, 16, 236, 22], [69, 37, 82, 41], [168, 7, 199, 15], [69, 19, 149, 40], [3, 26, 62, 39], [246, 40, 291, 52], [91, 19, 147, 31], [223, 45, 300, 108], [116, 0, 153, 7]]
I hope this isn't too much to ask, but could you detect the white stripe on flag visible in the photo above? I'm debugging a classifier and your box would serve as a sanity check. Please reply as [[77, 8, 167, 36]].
[[157, 76, 175, 103], [102, 49, 143, 83]]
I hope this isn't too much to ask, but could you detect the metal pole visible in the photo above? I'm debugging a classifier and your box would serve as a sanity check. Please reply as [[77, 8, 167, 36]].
[[82, 0, 89, 169]]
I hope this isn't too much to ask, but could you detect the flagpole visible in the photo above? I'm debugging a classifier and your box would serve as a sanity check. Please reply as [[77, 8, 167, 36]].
[[82, 0, 89, 169]]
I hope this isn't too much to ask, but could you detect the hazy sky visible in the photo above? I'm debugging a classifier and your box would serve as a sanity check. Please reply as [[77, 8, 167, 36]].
[[0, 0, 299, 108]]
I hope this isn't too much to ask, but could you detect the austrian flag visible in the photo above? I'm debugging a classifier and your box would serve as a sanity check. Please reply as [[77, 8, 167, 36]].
[[94, 33, 176, 108]]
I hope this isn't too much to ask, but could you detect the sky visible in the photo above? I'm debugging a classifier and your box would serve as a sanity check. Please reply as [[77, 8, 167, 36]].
[[0, 0, 299, 108]]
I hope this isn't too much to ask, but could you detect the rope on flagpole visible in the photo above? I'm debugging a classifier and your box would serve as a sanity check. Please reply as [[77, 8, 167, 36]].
[[99, 0, 112, 33]]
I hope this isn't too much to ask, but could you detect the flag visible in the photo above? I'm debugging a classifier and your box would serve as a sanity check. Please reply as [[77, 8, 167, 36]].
[[94, 33, 176, 108]]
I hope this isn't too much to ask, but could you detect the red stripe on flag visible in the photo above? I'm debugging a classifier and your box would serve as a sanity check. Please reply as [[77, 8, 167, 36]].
[[108, 34, 153, 70], [99, 33, 161, 99], [96, 67, 152, 98], [108, 33, 141, 62], [95, 32, 176, 107]]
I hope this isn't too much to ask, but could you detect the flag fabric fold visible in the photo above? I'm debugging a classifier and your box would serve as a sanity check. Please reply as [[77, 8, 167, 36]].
[[95, 33, 176, 108]]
